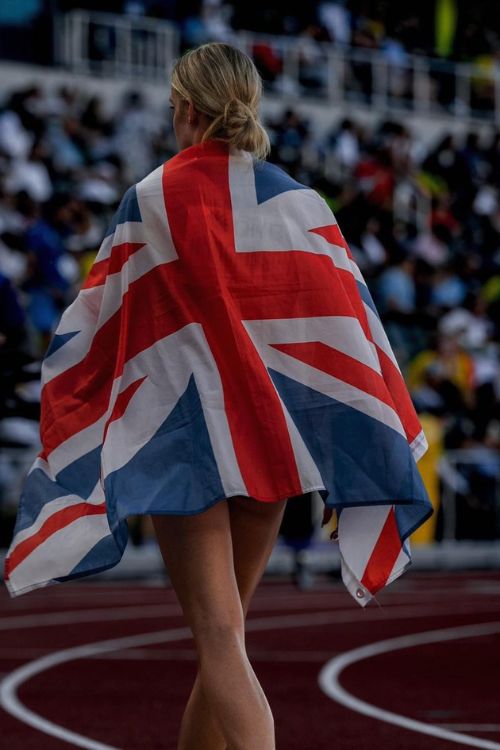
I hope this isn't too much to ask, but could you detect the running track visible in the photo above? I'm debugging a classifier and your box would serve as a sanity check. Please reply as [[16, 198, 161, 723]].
[[1, 571, 500, 749]]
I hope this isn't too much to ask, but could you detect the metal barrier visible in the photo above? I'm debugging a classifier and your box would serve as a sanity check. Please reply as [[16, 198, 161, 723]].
[[235, 31, 500, 124], [439, 448, 500, 540], [54, 11, 500, 124], [55, 11, 178, 82]]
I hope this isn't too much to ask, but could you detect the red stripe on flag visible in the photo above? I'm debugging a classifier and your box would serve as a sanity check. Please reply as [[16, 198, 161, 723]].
[[271, 341, 401, 414], [103, 376, 147, 441], [309, 224, 354, 259], [40, 264, 190, 457], [82, 242, 145, 289], [162, 142, 304, 499], [360, 506, 402, 594], [5, 503, 107, 578], [375, 344, 421, 445]]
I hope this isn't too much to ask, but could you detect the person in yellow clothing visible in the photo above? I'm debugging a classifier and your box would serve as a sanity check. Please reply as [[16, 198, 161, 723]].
[[408, 332, 475, 544], [408, 332, 475, 410], [411, 412, 444, 544]]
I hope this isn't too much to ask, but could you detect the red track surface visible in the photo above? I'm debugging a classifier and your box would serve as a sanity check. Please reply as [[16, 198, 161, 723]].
[[1, 571, 500, 749]]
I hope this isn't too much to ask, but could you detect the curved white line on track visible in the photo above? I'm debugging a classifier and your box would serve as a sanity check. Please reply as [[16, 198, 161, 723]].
[[0, 604, 474, 749], [3, 604, 500, 748], [2, 612, 363, 750], [0, 626, 191, 750], [0, 604, 181, 631], [319, 620, 500, 750]]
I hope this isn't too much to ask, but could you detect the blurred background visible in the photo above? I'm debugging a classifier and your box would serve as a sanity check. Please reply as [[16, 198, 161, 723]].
[[0, 0, 499, 582]]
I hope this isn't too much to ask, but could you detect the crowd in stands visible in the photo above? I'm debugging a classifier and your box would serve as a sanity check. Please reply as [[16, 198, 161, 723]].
[[3, 0, 500, 63], [0, 81, 499, 542], [3, 1, 500, 65], [3, 1, 500, 119]]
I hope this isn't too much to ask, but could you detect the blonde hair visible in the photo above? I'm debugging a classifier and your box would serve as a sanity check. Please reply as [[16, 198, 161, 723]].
[[171, 43, 270, 160]]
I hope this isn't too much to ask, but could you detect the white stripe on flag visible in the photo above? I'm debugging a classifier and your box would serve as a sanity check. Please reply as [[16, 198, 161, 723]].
[[386, 542, 411, 588], [338, 505, 393, 583], [9, 484, 104, 549], [256, 342, 406, 439], [280, 406, 325, 493], [243, 317, 381, 374], [94, 241, 166, 333], [6, 513, 112, 596], [136, 165, 178, 263], [228, 152, 360, 279], [101, 324, 247, 496], [410, 430, 428, 462], [112, 221, 145, 249], [42, 287, 103, 383], [338, 505, 399, 605], [98, 221, 146, 262], [364, 304, 402, 373], [47, 412, 107, 476]]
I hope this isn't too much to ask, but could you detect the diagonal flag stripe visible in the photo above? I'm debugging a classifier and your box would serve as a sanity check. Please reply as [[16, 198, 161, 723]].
[[82, 241, 146, 289], [5, 503, 107, 578], [361, 507, 403, 594], [271, 341, 401, 416]]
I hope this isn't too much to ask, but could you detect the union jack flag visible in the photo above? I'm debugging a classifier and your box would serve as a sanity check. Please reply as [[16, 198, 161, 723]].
[[4, 140, 432, 604]]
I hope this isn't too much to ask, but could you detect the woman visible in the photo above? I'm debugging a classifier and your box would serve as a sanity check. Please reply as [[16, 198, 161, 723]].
[[4, 43, 432, 749]]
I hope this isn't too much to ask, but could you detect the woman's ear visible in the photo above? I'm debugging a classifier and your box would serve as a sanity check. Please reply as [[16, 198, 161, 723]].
[[187, 100, 198, 127]]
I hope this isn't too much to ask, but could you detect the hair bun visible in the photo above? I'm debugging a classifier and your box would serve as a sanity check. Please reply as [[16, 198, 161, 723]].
[[222, 99, 255, 131]]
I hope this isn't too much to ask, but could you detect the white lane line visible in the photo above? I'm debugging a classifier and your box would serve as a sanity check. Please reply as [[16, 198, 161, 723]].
[[0, 604, 181, 630], [91, 647, 336, 663], [0, 589, 493, 624], [2, 604, 489, 750], [0, 626, 192, 750], [3, 600, 500, 749], [2, 613, 350, 750], [0, 590, 171, 608], [319, 620, 500, 750], [437, 725, 500, 733], [2, 599, 500, 633]]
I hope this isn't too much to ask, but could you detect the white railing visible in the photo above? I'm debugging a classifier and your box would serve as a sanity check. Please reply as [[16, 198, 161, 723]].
[[439, 449, 500, 540], [55, 11, 178, 83], [55, 11, 500, 124], [234, 31, 500, 124]]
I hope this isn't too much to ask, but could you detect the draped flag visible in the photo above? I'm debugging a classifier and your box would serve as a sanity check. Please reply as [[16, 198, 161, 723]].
[[4, 139, 432, 604]]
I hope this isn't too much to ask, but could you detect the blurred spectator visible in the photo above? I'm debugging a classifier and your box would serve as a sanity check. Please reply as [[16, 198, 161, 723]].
[[22, 194, 80, 340], [0, 77, 498, 545], [0, 271, 26, 350], [408, 333, 475, 414], [269, 109, 310, 176], [113, 91, 162, 182], [296, 24, 330, 93], [4, 141, 53, 202], [327, 118, 360, 173], [317, 1, 351, 46]]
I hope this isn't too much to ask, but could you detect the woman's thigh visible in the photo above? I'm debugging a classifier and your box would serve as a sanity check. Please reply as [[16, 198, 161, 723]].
[[151, 501, 244, 639], [151, 496, 287, 630], [228, 496, 288, 614]]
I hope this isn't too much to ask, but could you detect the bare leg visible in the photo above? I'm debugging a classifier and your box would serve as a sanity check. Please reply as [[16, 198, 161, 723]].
[[175, 496, 287, 750], [229, 496, 288, 617], [152, 497, 286, 750]]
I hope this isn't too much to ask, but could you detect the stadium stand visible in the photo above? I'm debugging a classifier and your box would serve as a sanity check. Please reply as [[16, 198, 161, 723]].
[[0, 2, 499, 553]]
